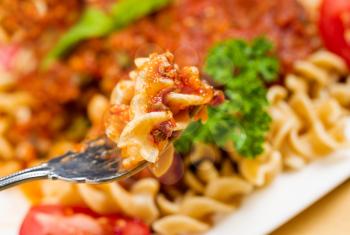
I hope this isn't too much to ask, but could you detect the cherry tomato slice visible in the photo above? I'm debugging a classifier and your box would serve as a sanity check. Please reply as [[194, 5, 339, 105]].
[[19, 205, 150, 235], [319, 0, 350, 66]]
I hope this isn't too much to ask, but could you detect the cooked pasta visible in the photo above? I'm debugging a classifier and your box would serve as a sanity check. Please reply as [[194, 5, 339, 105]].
[[105, 52, 216, 170], [152, 215, 210, 235], [225, 142, 282, 187], [268, 50, 350, 170]]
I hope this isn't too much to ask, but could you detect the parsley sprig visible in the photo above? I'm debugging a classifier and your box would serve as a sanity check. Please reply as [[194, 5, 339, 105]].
[[175, 38, 279, 158]]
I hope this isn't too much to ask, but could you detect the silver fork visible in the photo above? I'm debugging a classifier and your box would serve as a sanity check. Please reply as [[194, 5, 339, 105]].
[[0, 137, 150, 191]]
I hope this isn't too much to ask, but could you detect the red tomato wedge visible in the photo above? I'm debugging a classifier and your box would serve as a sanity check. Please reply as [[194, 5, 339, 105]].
[[319, 0, 350, 66], [19, 205, 150, 235]]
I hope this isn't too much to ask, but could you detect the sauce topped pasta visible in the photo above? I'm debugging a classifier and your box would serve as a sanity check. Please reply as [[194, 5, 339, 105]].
[[3, 0, 350, 234], [105, 52, 217, 169]]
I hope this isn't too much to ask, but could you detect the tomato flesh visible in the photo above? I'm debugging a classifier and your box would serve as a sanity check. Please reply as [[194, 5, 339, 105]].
[[319, 0, 350, 66], [20, 205, 150, 235]]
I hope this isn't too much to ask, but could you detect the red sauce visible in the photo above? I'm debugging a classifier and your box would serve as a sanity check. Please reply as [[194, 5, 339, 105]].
[[151, 120, 176, 144]]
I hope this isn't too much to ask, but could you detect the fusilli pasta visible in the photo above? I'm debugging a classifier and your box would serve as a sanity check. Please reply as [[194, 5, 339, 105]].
[[268, 50, 350, 170], [105, 52, 215, 171]]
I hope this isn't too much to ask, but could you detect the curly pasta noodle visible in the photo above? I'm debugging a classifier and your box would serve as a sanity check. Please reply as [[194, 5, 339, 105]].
[[267, 50, 350, 170], [105, 52, 215, 171]]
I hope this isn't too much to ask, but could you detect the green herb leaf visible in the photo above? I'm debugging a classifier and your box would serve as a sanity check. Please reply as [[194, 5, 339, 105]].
[[111, 0, 171, 28], [42, 0, 171, 68], [42, 7, 114, 68], [175, 38, 279, 158]]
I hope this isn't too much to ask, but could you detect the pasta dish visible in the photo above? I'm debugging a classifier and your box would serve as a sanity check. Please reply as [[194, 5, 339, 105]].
[[1, 0, 350, 234]]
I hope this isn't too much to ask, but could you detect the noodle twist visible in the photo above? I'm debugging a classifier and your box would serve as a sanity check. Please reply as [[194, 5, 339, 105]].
[[268, 50, 350, 170]]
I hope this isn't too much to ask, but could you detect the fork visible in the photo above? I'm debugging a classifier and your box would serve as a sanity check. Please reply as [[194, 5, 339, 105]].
[[0, 137, 150, 191]]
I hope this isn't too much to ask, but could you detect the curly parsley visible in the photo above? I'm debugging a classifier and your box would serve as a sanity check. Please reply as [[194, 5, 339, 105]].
[[175, 38, 279, 158]]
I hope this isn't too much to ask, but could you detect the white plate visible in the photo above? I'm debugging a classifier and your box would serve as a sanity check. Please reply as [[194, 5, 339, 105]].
[[0, 151, 349, 235]]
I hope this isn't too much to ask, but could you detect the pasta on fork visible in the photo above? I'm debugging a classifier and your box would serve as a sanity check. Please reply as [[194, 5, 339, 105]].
[[105, 52, 218, 173]]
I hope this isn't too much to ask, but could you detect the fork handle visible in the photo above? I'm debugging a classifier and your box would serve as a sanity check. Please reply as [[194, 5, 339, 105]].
[[0, 164, 51, 191]]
